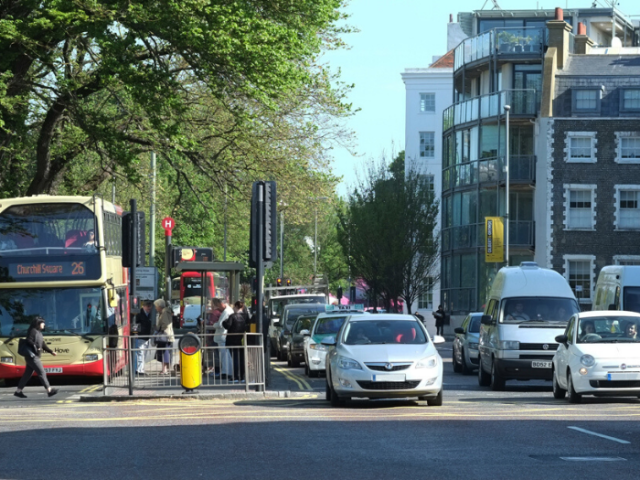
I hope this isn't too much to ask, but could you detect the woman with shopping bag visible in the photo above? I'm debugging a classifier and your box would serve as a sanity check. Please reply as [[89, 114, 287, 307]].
[[211, 298, 233, 380], [154, 299, 175, 374]]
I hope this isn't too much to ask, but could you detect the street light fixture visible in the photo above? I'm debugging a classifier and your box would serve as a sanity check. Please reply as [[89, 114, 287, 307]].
[[504, 104, 510, 266]]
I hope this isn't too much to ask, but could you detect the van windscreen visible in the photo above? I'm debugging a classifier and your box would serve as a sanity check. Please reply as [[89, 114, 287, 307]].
[[624, 287, 640, 314], [501, 297, 579, 324]]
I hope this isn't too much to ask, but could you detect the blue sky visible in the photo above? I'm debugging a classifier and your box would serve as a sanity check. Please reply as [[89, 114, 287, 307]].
[[322, 0, 585, 196]]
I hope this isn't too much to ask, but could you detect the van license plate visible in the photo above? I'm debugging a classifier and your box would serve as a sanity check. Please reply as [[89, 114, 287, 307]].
[[531, 361, 551, 368], [44, 368, 62, 374]]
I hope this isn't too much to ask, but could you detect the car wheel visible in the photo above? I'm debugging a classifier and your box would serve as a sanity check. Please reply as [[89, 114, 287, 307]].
[[452, 348, 462, 373], [552, 369, 566, 399], [309, 368, 319, 378], [490, 359, 505, 391], [478, 356, 491, 387], [287, 352, 292, 367], [426, 389, 443, 406], [461, 349, 472, 375], [567, 370, 582, 404], [270, 343, 277, 357], [330, 383, 344, 407], [325, 381, 332, 401], [305, 363, 310, 377], [291, 357, 300, 368]]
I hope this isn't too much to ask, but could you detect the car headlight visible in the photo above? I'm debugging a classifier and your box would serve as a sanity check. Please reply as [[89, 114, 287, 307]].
[[468, 342, 479, 350], [499, 340, 520, 350], [416, 356, 438, 369], [580, 354, 595, 367], [84, 354, 99, 362], [309, 344, 328, 351], [0, 356, 14, 364], [337, 355, 362, 370]]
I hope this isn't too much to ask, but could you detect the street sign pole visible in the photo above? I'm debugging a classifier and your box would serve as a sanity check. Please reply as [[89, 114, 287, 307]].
[[162, 217, 175, 303], [256, 183, 265, 335]]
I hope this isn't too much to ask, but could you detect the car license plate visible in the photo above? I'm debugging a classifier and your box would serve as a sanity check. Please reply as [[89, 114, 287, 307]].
[[531, 361, 551, 368], [44, 368, 62, 374], [372, 374, 405, 382], [607, 372, 640, 381]]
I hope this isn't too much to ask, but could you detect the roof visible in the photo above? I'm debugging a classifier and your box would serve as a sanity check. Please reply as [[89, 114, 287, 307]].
[[429, 50, 454, 69], [559, 54, 640, 76]]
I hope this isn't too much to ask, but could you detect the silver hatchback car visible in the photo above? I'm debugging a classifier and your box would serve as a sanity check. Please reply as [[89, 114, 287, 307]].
[[452, 312, 483, 374]]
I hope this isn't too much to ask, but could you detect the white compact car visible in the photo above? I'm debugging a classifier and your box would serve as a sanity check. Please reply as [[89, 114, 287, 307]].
[[552, 311, 640, 403], [325, 314, 444, 406]]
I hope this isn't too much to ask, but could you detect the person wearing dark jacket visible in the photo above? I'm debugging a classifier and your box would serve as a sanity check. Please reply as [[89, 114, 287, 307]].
[[223, 301, 248, 382], [133, 300, 153, 375], [14, 316, 59, 398], [433, 305, 446, 336]]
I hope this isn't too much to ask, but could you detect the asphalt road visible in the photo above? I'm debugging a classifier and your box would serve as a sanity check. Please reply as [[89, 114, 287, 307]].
[[0, 344, 639, 479]]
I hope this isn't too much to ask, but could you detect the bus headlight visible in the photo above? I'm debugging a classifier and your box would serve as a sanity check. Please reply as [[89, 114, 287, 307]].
[[84, 354, 99, 362], [0, 356, 14, 364]]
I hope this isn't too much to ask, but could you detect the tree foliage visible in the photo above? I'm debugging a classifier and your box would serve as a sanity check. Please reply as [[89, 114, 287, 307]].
[[337, 151, 439, 313]]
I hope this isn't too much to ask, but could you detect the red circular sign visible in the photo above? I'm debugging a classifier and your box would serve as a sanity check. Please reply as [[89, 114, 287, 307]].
[[161, 217, 175, 235]]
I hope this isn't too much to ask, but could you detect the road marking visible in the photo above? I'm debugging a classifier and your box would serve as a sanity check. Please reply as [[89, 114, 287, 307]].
[[560, 457, 626, 462], [274, 367, 311, 390], [568, 426, 631, 444]]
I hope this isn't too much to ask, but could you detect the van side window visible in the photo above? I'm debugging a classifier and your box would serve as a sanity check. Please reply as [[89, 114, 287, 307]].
[[615, 287, 621, 310], [486, 299, 498, 322]]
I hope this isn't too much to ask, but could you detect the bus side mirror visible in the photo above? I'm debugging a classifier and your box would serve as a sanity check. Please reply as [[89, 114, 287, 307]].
[[108, 289, 118, 308]]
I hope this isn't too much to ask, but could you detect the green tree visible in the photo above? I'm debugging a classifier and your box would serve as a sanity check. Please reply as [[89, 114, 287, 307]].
[[337, 151, 439, 313]]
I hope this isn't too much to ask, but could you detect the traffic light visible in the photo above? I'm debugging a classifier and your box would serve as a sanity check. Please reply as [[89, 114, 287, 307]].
[[349, 286, 356, 303], [264, 181, 277, 261], [286, 279, 291, 286], [122, 211, 145, 268], [252, 277, 258, 292], [276, 278, 282, 287], [337, 286, 343, 300]]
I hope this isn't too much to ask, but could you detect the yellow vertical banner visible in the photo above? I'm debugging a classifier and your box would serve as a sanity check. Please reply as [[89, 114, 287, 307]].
[[485, 217, 504, 263]]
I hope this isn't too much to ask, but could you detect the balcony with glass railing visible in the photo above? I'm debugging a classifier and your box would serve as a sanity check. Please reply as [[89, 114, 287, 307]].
[[442, 220, 535, 253], [443, 155, 536, 192], [454, 27, 547, 72], [443, 89, 538, 131]]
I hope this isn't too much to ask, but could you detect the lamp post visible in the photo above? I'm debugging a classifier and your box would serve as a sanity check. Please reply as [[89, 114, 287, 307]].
[[309, 196, 329, 278], [504, 104, 510, 266]]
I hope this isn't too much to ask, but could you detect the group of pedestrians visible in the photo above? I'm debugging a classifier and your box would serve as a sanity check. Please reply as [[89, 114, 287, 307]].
[[207, 298, 250, 383], [132, 299, 175, 376]]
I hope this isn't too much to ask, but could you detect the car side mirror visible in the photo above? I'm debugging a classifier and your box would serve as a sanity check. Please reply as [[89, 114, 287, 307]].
[[300, 329, 310, 336], [481, 315, 493, 325], [432, 335, 445, 344], [320, 336, 336, 346], [454, 327, 464, 334], [272, 319, 281, 326], [555, 334, 568, 345]]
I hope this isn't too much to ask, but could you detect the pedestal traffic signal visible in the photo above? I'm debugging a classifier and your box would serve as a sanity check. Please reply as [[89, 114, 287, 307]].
[[337, 286, 343, 301], [276, 278, 282, 287], [286, 279, 291, 286], [122, 211, 146, 268], [349, 286, 356, 303]]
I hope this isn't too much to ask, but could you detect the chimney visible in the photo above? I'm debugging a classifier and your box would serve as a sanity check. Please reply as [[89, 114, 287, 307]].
[[450, 14, 453, 23], [546, 6, 573, 69], [574, 22, 595, 54]]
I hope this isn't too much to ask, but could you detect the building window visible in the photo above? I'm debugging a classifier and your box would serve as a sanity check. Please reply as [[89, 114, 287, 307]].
[[563, 255, 595, 304], [572, 88, 601, 114], [420, 132, 435, 158], [418, 277, 434, 310], [565, 132, 596, 163], [615, 186, 640, 230], [615, 133, 640, 163], [614, 255, 640, 266], [563, 185, 596, 230], [620, 88, 640, 112], [420, 93, 435, 113]]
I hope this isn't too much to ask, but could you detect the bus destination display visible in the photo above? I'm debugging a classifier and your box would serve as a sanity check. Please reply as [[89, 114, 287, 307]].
[[9, 261, 86, 278]]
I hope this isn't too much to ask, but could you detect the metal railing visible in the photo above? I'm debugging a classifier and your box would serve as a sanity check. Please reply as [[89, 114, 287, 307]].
[[103, 333, 266, 395], [442, 220, 535, 253], [443, 89, 538, 131], [454, 26, 546, 71], [443, 155, 536, 191]]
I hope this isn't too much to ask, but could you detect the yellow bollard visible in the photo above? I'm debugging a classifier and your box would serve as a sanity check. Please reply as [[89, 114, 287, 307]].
[[179, 333, 202, 393]]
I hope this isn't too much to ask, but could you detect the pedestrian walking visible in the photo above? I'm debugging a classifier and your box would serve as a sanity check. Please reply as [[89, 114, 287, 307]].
[[433, 305, 446, 336], [14, 317, 59, 398], [154, 299, 175, 375], [133, 300, 153, 375], [223, 301, 248, 382], [211, 298, 233, 379]]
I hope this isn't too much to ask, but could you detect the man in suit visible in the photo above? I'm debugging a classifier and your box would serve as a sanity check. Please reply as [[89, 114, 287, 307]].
[[133, 300, 153, 375]]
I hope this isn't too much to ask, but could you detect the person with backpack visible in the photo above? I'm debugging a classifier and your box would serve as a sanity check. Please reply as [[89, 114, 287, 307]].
[[14, 316, 59, 399]]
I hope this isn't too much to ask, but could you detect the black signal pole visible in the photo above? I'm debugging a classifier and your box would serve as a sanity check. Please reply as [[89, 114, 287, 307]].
[[256, 183, 265, 335]]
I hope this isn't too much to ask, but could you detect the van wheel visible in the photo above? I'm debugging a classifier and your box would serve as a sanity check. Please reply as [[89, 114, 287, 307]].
[[478, 356, 491, 387], [490, 359, 505, 391], [461, 349, 472, 375], [567, 371, 582, 404], [452, 349, 462, 373], [552, 369, 566, 399]]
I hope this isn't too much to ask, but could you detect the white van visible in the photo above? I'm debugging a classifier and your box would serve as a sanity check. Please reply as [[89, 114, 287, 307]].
[[593, 265, 640, 313], [478, 262, 580, 391]]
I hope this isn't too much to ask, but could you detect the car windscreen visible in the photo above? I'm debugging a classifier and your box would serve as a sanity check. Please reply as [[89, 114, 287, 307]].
[[285, 308, 322, 328], [501, 297, 579, 324], [624, 287, 640, 314], [468, 316, 481, 333], [343, 320, 427, 345], [314, 316, 347, 335], [577, 315, 640, 343], [294, 317, 315, 333]]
